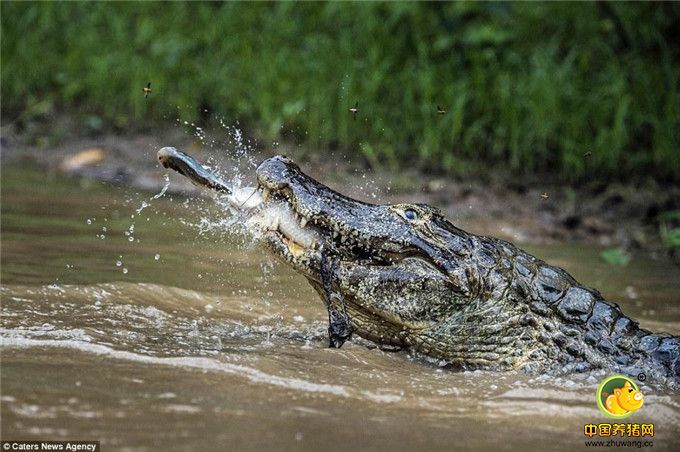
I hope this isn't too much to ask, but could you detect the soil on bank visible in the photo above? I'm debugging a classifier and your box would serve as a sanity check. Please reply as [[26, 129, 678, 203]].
[[2, 119, 679, 258]]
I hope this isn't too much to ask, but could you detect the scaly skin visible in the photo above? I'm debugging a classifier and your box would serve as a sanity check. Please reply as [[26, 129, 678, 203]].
[[158, 149, 680, 388]]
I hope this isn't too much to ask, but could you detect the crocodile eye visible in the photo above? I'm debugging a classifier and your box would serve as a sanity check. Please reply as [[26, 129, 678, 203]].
[[404, 209, 418, 221]]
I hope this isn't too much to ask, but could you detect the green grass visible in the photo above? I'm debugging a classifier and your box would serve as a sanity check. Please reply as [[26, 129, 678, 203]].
[[600, 247, 631, 266], [658, 211, 680, 251], [2, 2, 679, 181]]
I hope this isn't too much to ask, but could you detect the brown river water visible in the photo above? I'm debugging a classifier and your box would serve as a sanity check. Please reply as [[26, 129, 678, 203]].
[[1, 164, 680, 451]]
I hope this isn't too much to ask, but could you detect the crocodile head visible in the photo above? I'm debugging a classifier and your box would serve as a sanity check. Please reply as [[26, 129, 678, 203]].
[[254, 155, 479, 346], [158, 149, 478, 348]]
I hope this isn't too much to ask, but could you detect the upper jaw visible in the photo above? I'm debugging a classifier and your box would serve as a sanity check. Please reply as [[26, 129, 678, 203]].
[[254, 156, 448, 272], [255, 183, 402, 267]]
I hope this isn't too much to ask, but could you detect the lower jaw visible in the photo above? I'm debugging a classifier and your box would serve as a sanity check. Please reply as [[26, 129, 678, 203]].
[[281, 235, 307, 257], [261, 230, 319, 272]]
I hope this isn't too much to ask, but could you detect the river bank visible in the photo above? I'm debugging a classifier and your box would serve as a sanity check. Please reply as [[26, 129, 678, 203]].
[[2, 119, 679, 260]]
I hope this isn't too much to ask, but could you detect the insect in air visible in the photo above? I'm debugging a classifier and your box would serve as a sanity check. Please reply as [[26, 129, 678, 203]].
[[349, 101, 358, 119], [540, 192, 549, 200], [437, 105, 446, 115], [583, 151, 592, 158], [143, 82, 152, 98]]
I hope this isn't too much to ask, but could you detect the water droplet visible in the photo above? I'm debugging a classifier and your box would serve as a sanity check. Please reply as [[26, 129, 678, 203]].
[[86, 219, 92, 225], [116, 261, 122, 267], [154, 254, 160, 261], [122, 268, 128, 274], [135, 201, 149, 214], [128, 237, 134, 242]]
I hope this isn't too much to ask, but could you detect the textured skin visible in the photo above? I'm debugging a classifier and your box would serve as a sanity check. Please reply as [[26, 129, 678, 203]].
[[255, 156, 680, 389], [160, 150, 680, 388]]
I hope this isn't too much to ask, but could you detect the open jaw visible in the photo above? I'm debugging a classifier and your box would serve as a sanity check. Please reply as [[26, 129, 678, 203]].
[[157, 147, 323, 267], [253, 186, 392, 272], [157, 148, 418, 279]]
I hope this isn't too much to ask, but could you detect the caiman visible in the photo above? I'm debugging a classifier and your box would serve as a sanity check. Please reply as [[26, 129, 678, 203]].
[[157, 147, 680, 388]]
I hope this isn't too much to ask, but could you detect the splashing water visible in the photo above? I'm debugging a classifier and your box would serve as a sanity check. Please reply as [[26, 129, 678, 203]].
[[153, 173, 171, 198], [137, 174, 171, 216], [125, 174, 173, 248]]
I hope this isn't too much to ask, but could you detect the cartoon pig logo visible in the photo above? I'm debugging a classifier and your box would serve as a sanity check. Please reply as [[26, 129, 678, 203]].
[[597, 376, 644, 419]]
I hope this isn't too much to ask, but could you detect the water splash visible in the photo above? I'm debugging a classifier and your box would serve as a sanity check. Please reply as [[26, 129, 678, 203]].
[[137, 174, 170, 217], [152, 174, 171, 199], [124, 174, 172, 252], [151, 119, 390, 294]]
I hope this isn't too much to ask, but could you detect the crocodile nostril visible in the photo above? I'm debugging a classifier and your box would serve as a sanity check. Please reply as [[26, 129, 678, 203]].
[[634, 393, 643, 401]]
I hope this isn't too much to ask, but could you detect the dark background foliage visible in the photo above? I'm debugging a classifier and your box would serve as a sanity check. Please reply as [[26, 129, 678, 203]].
[[2, 1, 679, 181]]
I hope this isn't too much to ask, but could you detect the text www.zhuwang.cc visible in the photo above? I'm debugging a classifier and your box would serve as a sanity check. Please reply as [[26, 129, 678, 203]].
[[584, 439, 654, 448]]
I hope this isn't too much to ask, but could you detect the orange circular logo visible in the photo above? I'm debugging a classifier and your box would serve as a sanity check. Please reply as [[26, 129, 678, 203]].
[[596, 375, 644, 419]]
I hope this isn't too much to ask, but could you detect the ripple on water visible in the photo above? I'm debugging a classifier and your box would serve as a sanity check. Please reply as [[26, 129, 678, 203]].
[[1, 336, 351, 398], [2, 281, 680, 446]]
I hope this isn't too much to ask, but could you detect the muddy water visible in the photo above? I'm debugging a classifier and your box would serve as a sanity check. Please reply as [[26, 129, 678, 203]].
[[2, 165, 679, 451]]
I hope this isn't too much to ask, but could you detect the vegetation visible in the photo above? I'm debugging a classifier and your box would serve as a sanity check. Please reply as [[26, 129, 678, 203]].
[[599, 247, 631, 266], [658, 211, 680, 252], [2, 2, 679, 181]]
